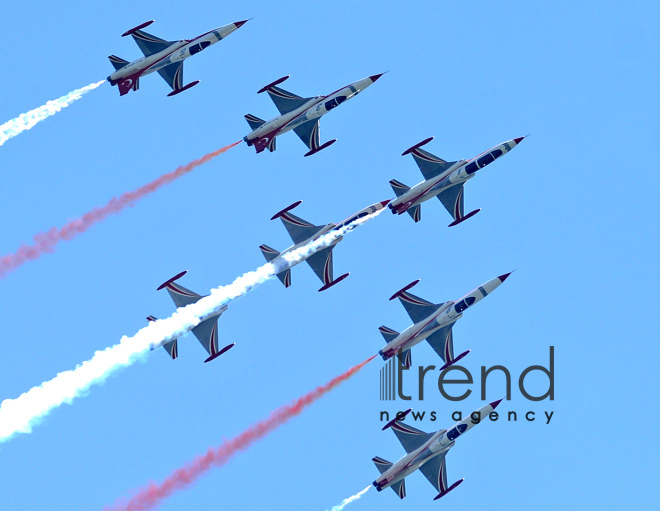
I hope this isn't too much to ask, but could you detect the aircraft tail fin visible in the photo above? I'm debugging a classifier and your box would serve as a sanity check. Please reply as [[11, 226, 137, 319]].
[[245, 113, 266, 131], [259, 244, 291, 287], [147, 316, 178, 359], [390, 179, 410, 198], [378, 326, 399, 343], [108, 55, 129, 71]]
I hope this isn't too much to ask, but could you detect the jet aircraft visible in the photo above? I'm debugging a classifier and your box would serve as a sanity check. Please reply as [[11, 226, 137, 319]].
[[373, 400, 502, 501], [379, 273, 511, 368], [260, 200, 389, 291], [389, 136, 525, 225], [107, 19, 248, 96], [148, 271, 234, 362], [243, 73, 384, 156]]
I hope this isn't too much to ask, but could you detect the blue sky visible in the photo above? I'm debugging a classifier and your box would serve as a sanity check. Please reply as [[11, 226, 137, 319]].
[[1, 1, 658, 509]]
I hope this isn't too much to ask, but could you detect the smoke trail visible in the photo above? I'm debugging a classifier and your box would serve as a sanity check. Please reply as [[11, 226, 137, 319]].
[[0, 207, 385, 443], [105, 356, 376, 511], [0, 141, 241, 280], [328, 486, 371, 511], [0, 81, 105, 146]]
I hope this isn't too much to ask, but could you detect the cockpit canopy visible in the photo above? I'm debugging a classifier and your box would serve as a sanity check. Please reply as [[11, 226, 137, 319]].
[[325, 96, 347, 111], [454, 296, 476, 314], [189, 40, 211, 55], [446, 423, 468, 441]]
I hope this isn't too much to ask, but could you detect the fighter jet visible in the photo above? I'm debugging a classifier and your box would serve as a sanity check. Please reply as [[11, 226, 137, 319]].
[[373, 400, 502, 501], [148, 271, 234, 363], [389, 136, 526, 225], [260, 200, 390, 291], [107, 19, 248, 96], [379, 273, 512, 368], [243, 73, 385, 156]]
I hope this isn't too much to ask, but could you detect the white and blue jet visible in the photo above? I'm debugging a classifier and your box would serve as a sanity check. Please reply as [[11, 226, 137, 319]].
[[379, 274, 511, 369], [147, 271, 234, 363], [389, 136, 525, 225], [260, 200, 390, 291], [243, 73, 384, 156], [107, 19, 248, 96], [373, 401, 502, 501]]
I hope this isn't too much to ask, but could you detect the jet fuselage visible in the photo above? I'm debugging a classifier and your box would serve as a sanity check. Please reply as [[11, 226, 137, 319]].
[[379, 274, 510, 361], [244, 76, 381, 151], [375, 401, 500, 492], [268, 200, 389, 272], [107, 23, 241, 85], [390, 138, 524, 215]]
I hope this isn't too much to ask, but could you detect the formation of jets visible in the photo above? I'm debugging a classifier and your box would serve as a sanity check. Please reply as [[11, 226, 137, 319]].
[[107, 17, 527, 504]]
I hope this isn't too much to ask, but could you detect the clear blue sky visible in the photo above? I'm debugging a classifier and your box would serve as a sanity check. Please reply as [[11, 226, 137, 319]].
[[1, 1, 658, 509]]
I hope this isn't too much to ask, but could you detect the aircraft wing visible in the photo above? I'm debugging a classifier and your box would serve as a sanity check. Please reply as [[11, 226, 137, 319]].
[[275, 209, 328, 245], [436, 183, 466, 222], [419, 451, 450, 494], [293, 119, 321, 151], [305, 247, 336, 288], [405, 142, 460, 181], [157, 62, 184, 92], [130, 28, 177, 57], [390, 421, 435, 454], [425, 324, 456, 364], [264, 83, 315, 115], [392, 285, 448, 324], [190, 315, 224, 359]]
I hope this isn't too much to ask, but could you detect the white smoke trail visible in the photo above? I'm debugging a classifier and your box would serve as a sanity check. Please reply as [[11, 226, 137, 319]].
[[0, 81, 105, 146], [327, 486, 371, 511], [0, 207, 385, 443]]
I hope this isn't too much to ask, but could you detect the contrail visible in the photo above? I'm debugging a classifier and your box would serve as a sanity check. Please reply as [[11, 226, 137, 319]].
[[105, 356, 376, 511], [0, 141, 241, 280], [0, 207, 385, 443], [328, 486, 371, 511], [0, 81, 105, 146]]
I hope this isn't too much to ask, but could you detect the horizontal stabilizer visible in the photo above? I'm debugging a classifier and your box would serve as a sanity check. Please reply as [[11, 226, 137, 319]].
[[108, 55, 129, 71], [245, 113, 266, 131], [378, 326, 399, 343], [407, 204, 421, 222], [372, 456, 393, 475], [276, 268, 292, 288], [389, 179, 410, 198], [259, 244, 280, 262], [397, 348, 412, 368], [147, 316, 178, 359], [391, 479, 406, 499]]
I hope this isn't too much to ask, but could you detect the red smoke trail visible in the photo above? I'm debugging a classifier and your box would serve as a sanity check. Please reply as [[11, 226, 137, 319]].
[[105, 355, 376, 511], [0, 141, 241, 280]]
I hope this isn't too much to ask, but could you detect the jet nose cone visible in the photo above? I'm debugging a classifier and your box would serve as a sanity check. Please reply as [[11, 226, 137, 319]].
[[498, 271, 513, 283], [369, 72, 386, 83], [513, 136, 526, 144], [490, 398, 504, 409], [380, 199, 391, 207], [233, 19, 250, 28]]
